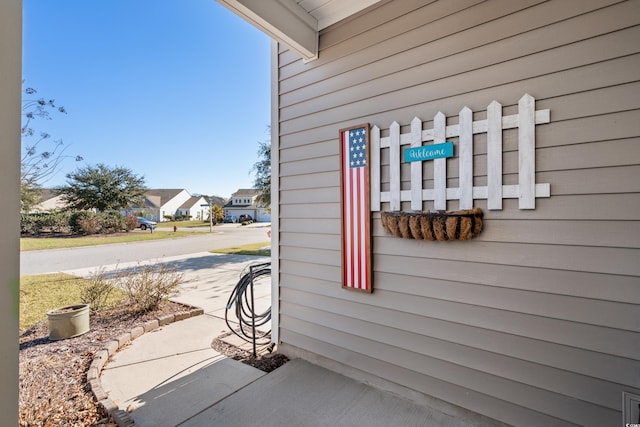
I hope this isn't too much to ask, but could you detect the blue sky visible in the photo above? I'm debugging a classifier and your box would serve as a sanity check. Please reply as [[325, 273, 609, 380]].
[[22, 0, 271, 199]]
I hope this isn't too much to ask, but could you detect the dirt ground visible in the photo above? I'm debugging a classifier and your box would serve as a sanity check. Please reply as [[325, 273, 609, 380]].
[[211, 331, 289, 373]]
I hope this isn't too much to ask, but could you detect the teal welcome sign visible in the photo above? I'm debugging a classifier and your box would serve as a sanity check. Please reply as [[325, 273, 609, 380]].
[[404, 142, 454, 162]]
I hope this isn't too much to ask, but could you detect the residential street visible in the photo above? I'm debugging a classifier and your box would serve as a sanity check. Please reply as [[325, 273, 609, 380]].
[[20, 223, 271, 275]]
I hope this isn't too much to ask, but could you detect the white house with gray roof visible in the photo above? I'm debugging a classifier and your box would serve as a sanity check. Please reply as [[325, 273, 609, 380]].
[[128, 189, 209, 222], [177, 195, 209, 221], [223, 188, 270, 222]]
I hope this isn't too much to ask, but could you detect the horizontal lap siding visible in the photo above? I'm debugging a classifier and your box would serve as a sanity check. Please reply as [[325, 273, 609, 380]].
[[279, 272, 638, 383], [276, 0, 640, 425], [279, 314, 621, 427], [281, 329, 577, 427], [280, 300, 625, 415]]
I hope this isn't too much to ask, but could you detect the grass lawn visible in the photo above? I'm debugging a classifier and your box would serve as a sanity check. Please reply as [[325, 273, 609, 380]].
[[20, 273, 125, 330], [20, 242, 270, 331], [21, 230, 196, 251], [210, 241, 271, 256]]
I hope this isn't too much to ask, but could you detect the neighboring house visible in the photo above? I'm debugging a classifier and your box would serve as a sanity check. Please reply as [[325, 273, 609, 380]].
[[32, 189, 209, 221], [177, 195, 209, 221], [223, 188, 270, 222], [219, 1, 640, 426], [128, 189, 209, 222], [31, 189, 67, 212]]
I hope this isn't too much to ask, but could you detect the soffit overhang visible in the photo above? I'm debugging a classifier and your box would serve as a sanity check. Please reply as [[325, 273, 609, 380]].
[[215, 0, 382, 61]]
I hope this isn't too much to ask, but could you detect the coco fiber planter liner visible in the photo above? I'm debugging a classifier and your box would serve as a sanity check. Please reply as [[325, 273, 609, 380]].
[[381, 208, 483, 241]]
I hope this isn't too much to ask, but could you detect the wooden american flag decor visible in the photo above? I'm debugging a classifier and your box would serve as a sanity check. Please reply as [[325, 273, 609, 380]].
[[340, 124, 373, 293]]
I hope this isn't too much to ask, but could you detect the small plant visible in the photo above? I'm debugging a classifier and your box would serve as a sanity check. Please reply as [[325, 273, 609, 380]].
[[81, 267, 117, 313], [117, 263, 184, 313], [125, 213, 138, 231]]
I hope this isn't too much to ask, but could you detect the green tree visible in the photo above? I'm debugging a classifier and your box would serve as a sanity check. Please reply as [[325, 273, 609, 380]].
[[21, 85, 82, 211], [20, 185, 41, 213], [205, 195, 226, 208], [251, 140, 270, 208], [58, 164, 147, 212]]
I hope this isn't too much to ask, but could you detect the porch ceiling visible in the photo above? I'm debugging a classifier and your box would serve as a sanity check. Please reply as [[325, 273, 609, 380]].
[[215, 0, 383, 60]]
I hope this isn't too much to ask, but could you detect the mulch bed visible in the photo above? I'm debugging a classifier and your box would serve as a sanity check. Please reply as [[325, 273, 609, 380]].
[[19, 302, 289, 427], [212, 332, 289, 373]]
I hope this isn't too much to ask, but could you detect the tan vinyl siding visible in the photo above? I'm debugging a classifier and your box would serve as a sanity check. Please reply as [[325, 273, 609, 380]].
[[275, 0, 640, 425]]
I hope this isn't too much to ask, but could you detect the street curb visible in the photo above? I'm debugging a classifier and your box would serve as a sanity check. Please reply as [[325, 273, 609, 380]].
[[89, 303, 205, 427]]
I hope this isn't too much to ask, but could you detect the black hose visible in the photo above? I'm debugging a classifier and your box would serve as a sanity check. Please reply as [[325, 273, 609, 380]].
[[225, 262, 271, 344]]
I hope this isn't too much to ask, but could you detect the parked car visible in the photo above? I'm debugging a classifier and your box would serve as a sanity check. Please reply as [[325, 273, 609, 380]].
[[137, 217, 157, 230], [238, 214, 253, 223], [223, 215, 238, 223]]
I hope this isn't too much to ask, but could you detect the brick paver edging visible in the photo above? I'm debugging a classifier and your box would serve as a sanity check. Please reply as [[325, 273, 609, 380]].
[[87, 306, 205, 427]]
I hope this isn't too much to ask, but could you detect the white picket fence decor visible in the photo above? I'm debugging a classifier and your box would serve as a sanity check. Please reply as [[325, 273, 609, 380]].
[[370, 94, 551, 212]]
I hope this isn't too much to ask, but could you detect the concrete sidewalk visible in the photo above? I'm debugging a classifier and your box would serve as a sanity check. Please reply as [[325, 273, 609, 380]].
[[76, 252, 273, 426], [94, 253, 483, 427], [100, 315, 267, 427]]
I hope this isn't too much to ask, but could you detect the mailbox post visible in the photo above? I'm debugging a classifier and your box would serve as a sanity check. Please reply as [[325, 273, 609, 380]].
[[201, 199, 213, 232]]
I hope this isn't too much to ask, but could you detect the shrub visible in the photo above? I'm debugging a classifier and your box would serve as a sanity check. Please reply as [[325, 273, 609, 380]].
[[174, 214, 193, 221], [20, 211, 71, 235], [20, 214, 40, 235], [81, 267, 118, 313], [163, 214, 175, 222], [125, 214, 138, 231], [70, 211, 96, 234], [38, 210, 71, 233], [98, 211, 125, 234], [116, 263, 185, 313], [78, 216, 100, 235]]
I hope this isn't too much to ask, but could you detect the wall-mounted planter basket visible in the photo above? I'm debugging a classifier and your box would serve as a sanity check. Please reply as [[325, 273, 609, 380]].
[[381, 208, 483, 241]]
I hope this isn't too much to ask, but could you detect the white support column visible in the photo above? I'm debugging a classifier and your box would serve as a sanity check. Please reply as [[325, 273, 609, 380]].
[[0, 1, 21, 424]]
